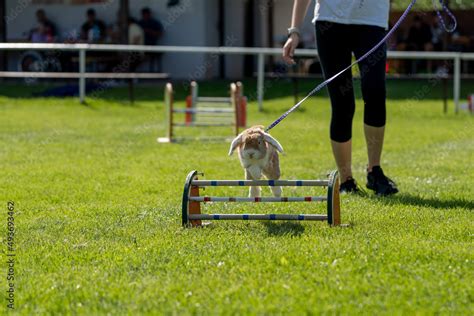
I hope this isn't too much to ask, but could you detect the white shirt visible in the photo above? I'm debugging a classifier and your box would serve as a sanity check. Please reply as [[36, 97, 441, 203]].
[[313, 0, 390, 29], [129, 23, 144, 45]]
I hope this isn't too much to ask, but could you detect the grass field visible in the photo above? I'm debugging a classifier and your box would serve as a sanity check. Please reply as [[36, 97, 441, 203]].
[[1, 80, 473, 314]]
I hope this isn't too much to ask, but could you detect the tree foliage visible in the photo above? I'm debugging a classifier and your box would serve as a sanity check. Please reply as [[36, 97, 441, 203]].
[[391, 0, 474, 10]]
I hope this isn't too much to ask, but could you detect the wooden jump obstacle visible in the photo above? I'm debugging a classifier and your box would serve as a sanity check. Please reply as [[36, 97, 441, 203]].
[[182, 170, 342, 227], [158, 81, 247, 143]]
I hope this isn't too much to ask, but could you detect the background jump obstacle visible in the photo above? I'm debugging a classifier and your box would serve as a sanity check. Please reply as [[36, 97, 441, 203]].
[[182, 170, 341, 227], [158, 81, 247, 143]]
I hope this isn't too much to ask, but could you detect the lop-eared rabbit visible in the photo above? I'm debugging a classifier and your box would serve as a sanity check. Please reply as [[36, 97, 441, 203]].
[[228, 126, 284, 197]]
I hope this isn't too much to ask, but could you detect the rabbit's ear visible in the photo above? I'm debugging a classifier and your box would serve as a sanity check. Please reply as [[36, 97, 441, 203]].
[[263, 133, 284, 153], [228, 133, 244, 155]]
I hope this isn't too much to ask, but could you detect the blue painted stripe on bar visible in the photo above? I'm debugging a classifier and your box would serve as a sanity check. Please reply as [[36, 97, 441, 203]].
[[296, 180, 302, 186], [238, 181, 244, 186], [213, 214, 220, 219], [298, 215, 304, 220], [268, 180, 275, 186], [211, 181, 217, 186], [243, 214, 249, 220], [270, 214, 276, 220]]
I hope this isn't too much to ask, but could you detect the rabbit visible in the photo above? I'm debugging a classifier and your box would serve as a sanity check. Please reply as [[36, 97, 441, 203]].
[[228, 126, 284, 197]]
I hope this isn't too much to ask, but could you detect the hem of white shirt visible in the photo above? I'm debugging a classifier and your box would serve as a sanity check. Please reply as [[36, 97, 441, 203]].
[[312, 16, 388, 30]]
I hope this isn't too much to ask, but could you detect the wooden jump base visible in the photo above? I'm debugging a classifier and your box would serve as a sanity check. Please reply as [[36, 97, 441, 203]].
[[157, 81, 247, 143], [182, 170, 341, 227]]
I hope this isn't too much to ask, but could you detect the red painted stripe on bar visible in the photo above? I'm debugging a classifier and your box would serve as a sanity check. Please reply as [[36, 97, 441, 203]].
[[204, 197, 211, 202], [281, 197, 288, 202], [304, 197, 312, 201], [255, 197, 261, 202]]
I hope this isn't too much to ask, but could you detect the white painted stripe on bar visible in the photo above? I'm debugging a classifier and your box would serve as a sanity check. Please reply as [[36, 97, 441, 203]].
[[194, 113, 234, 117], [197, 97, 232, 103], [189, 214, 328, 221], [173, 108, 234, 113], [196, 103, 233, 108], [173, 123, 235, 127], [189, 196, 327, 202], [192, 180, 328, 187]]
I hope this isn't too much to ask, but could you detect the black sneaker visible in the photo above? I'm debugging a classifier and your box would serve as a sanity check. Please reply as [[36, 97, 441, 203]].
[[366, 166, 398, 196], [340, 177, 360, 194]]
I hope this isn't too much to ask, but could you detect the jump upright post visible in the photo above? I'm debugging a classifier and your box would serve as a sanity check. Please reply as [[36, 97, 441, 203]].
[[158, 81, 247, 143], [182, 170, 342, 227]]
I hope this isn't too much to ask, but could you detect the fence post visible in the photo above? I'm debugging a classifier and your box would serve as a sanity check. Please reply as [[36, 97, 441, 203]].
[[79, 49, 86, 104], [454, 54, 461, 114], [257, 53, 265, 111]]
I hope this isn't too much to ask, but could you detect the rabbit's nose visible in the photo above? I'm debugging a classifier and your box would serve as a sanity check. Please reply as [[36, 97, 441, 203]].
[[249, 153, 254, 158]]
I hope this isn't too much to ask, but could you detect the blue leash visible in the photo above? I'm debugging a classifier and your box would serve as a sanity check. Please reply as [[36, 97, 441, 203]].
[[265, 0, 457, 133]]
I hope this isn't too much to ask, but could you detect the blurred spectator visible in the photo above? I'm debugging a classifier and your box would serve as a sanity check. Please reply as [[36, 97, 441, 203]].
[[30, 23, 49, 43], [81, 9, 106, 43], [106, 16, 145, 72], [125, 18, 145, 74], [29, 9, 56, 43], [139, 7, 164, 46], [139, 7, 164, 72], [386, 21, 404, 73], [400, 15, 434, 73], [430, 13, 444, 51], [128, 18, 145, 46], [107, 13, 144, 45], [406, 15, 433, 52], [106, 18, 120, 44], [449, 27, 471, 52]]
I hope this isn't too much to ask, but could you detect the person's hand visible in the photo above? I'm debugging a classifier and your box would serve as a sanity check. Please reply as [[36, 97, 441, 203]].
[[282, 33, 300, 65]]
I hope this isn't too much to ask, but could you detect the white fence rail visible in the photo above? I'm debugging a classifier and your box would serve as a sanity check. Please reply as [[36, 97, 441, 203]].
[[0, 43, 473, 111]]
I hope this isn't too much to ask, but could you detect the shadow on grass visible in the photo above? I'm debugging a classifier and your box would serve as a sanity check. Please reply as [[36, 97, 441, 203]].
[[262, 221, 305, 237], [369, 193, 474, 210]]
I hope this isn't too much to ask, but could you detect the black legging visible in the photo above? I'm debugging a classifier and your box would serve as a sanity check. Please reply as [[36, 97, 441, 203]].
[[316, 21, 387, 142]]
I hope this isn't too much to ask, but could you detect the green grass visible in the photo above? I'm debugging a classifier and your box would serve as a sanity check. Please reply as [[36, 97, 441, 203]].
[[1, 80, 473, 314]]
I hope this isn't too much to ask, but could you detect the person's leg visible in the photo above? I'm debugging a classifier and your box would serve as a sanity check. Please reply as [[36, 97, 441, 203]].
[[354, 25, 398, 195], [316, 22, 356, 183], [364, 124, 384, 171], [353, 25, 387, 171], [331, 139, 352, 181]]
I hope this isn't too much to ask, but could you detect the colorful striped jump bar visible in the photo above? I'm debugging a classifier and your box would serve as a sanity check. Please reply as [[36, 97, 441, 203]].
[[189, 196, 327, 202], [192, 180, 328, 187], [182, 170, 342, 227], [189, 214, 328, 221]]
